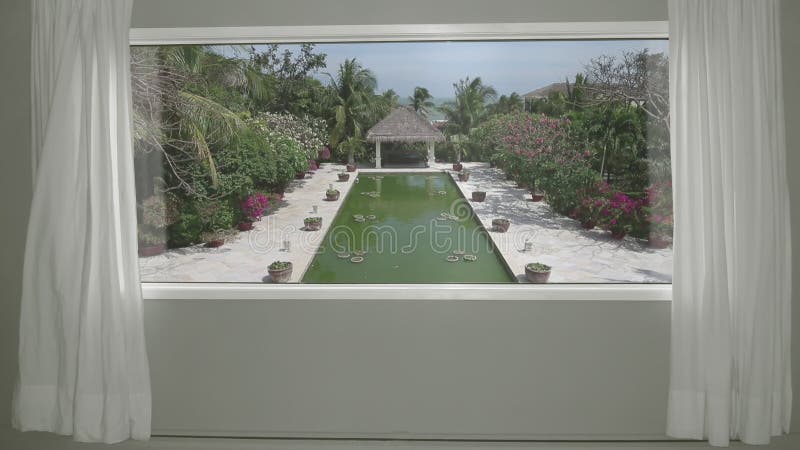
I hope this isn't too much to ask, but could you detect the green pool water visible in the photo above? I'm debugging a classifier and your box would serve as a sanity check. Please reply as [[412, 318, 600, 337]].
[[302, 172, 516, 283]]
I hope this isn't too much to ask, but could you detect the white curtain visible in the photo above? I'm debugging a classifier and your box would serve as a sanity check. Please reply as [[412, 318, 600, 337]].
[[13, 0, 151, 443], [667, 0, 791, 446]]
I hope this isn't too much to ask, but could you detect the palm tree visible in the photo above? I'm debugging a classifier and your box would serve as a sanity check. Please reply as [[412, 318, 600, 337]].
[[132, 46, 260, 192], [441, 77, 497, 136], [488, 92, 523, 115], [326, 58, 379, 164], [440, 77, 497, 162], [409, 86, 436, 117]]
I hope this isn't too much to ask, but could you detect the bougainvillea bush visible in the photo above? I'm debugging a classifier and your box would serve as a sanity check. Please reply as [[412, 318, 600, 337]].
[[240, 192, 271, 222], [643, 181, 673, 238], [597, 190, 644, 238]]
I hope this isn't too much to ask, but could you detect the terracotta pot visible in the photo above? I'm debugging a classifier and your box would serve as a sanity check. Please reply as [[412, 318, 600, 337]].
[[326, 192, 340, 201], [648, 235, 670, 249], [268, 264, 293, 283], [338, 173, 350, 181], [458, 172, 470, 181], [205, 239, 224, 248], [531, 193, 545, 202], [304, 219, 323, 231], [452, 163, 463, 172], [138, 243, 166, 257], [492, 219, 510, 233], [346, 164, 357, 172], [238, 221, 254, 231], [472, 191, 486, 202], [581, 221, 596, 230], [295, 172, 306, 179], [525, 267, 551, 284]]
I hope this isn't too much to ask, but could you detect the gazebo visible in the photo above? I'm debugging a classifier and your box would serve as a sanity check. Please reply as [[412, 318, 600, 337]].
[[366, 106, 446, 168]]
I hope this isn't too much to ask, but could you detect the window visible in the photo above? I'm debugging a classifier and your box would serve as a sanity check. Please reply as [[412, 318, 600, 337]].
[[131, 23, 672, 290]]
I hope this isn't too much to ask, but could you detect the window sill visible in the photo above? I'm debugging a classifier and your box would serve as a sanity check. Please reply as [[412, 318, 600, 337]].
[[141, 283, 671, 301]]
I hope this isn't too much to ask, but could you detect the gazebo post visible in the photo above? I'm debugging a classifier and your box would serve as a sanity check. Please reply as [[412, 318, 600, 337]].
[[427, 141, 435, 167], [375, 140, 382, 169]]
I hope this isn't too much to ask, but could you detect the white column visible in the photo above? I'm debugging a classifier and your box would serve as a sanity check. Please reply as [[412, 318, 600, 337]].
[[427, 141, 435, 167], [375, 140, 382, 169]]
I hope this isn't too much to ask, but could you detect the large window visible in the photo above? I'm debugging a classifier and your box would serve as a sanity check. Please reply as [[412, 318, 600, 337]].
[[132, 36, 671, 285]]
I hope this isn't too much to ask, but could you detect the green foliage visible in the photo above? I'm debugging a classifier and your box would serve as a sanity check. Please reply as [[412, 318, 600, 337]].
[[526, 262, 551, 272], [268, 261, 292, 271]]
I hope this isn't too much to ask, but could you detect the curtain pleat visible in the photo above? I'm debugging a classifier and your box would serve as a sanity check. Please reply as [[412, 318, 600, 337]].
[[13, 0, 151, 443], [667, 0, 791, 446]]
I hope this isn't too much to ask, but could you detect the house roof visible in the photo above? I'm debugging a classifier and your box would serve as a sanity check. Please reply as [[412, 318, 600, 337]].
[[522, 82, 569, 99], [366, 106, 446, 143]]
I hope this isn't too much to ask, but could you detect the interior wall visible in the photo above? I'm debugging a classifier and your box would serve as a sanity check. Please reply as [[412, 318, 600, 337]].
[[0, 0, 798, 448]]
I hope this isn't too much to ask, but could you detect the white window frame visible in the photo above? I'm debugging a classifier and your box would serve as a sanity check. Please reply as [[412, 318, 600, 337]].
[[132, 21, 672, 302]]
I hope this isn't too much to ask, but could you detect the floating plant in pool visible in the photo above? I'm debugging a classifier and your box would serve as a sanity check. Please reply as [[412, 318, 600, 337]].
[[337, 252, 351, 259], [453, 250, 466, 255], [463, 255, 477, 262], [446, 255, 460, 262], [302, 173, 515, 284]]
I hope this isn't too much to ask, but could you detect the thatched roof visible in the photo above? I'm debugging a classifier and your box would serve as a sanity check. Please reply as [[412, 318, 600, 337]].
[[366, 106, 446, 143], [522, 82, 569, 100]]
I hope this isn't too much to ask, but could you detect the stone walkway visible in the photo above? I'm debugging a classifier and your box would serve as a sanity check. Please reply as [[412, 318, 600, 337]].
[[139, 163, 356, 283], [448, 162, 673, 283], [140, 161, 672, 284]]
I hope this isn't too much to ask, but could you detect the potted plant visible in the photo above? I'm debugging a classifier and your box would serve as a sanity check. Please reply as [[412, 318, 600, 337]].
[[239, 193, 270, 231], [491, 218, 510, 233], [346, 163, 357, 172], [572, 196, 603, 230], [304, 216, 323, 231], [530, 191, 545, 202], [458, 170, 470, 182], [338, 171, 350, 182], [451, 134, 466, 171], [267, 261, 293, 283], [200, 230, 227, 248], [598, 191, 641, 240], [326, 189, 340, 201], [525, 262, 552, 283], [472, 191, 486, 202], [295, 171, 306, 179]]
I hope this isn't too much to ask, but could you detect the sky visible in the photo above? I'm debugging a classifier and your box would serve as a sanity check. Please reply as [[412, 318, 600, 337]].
[[217, 39, 668, 100]]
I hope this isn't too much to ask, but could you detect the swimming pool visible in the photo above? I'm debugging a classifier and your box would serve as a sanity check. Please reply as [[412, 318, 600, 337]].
[[302, 172, 515, 283]]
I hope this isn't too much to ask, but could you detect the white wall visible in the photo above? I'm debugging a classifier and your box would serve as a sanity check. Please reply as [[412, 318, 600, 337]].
[[1, 1, 798, 448]]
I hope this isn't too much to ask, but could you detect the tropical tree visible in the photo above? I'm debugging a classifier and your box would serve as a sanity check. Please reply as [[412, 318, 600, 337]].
[[440, 77, 497, 162], [409, 86, 436, 117], [132, 45, 259, 195], [326, 58, 379, 163], [487, 92, 523, 116], [441, 77, 497, 136]]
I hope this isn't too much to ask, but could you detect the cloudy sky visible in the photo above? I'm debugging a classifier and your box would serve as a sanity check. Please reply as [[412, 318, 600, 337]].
[[220, 39, 668, 99]]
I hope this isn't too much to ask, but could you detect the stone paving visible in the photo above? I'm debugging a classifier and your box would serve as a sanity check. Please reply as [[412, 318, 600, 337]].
[[139, 163, 356, 283], [140, 161, 672, 284], [448, 162, 673, 283]]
